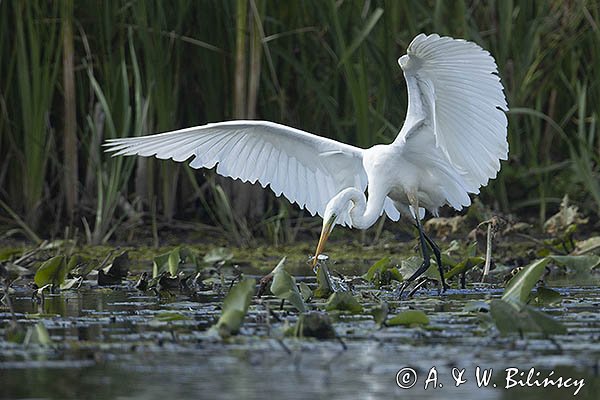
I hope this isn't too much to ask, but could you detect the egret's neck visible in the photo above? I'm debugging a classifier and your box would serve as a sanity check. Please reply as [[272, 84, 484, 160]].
[[336, 187, 387, 230]]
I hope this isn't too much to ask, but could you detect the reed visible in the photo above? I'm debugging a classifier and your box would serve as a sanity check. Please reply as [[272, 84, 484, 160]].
[[0, 0, 598, 242]]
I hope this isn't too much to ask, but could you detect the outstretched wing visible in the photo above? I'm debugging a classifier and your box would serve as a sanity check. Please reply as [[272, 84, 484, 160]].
[[395, 33, 508, 192], [104, 120, 369, 222]]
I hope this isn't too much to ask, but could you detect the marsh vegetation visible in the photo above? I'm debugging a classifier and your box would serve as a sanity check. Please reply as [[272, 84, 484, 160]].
[[1, 1, 599, 399]]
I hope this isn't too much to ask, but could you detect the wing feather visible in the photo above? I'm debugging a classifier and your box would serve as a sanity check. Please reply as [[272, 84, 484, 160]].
[[104, 120, 368, 219], [396, 33, 508, 192]]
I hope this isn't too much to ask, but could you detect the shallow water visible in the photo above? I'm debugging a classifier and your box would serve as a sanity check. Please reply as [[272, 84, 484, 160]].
[[1, 272, 599, 400]]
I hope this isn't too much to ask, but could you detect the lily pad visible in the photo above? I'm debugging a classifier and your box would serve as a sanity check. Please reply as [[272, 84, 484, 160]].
[[444, 257, 485, 280], [532, 286, 562, 306], [269, 258, 305, 312], [325, 292, 363, 313], [387, 310, 429, 327], [502, 258, 550, 307], [203, 247, 233, 264], [363, 257, 402, 288], [549, 255, 600, 272], [490, 299, 566, 336], [299, 282, 312, 302], [371, 303, 389, 327], [34, 256, 68, 287], [214, 278, 255, 338], [314, 264, 334, 298]]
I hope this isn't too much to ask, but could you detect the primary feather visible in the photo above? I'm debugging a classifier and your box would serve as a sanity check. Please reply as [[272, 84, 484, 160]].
[[396, 33, 508, 194], [105, 120, 376, 224]]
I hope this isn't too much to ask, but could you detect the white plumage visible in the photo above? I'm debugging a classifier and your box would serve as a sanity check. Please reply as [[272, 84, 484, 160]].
[[105, 33, 508, 286]]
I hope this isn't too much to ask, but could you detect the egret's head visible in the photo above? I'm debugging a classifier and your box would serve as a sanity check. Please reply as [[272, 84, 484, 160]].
[[312, 191, 356, 268]]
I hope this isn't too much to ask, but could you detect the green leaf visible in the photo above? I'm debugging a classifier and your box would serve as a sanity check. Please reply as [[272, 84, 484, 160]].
[[387, 310, 429, 326], [462, 301, 490, 313], [153, 251, 170, 279], [203, 247, 233, 264], [168, 247, 181, 276], [269, 257, 306, 312], [387, 310, 429, 327], [502, 258, 550, 307], [363, 257, 403, 288], [550, 255, 600, 271], [60, 277, 82, 290], [214, 278, 255, 338], [371, 303, 389, 327], [490, 299, 566, 335], [574, 236, 600, 255], [314, 264, 334, 298], [444, 257, 485, 280], [399, 256, 437, 280], [532, 287, 562, 306], [0, 248, 22, 262], [325, 292, 363, 313], [34, 256, 67, 287], [364, 257, 391, 281], [299, 282, 313, 302], [154, 312, 190, 322]]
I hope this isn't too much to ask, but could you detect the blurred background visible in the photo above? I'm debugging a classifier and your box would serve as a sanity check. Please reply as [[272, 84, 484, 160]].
[[0, 0, 598, 246]]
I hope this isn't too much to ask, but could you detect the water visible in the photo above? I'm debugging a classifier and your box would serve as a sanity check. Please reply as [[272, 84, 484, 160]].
[[1, 275, 599, 399]]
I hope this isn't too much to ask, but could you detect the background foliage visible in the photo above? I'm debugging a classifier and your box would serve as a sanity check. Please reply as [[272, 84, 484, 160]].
[[0, 0, 598, 245]]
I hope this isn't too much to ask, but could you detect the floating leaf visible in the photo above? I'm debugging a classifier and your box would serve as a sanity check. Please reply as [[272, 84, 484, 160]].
[[154, 312, 190, 322], [269, 258, 305, 312], [299, 282, 312, 302], [168, 247, 181, 276], [444, 257, 485, 280], [502, 258, 550, 307], [203, 247, 233, 264], [399, 256, 437, 280], [325, 292, 363, 313], [0, 248, 22, 262], [532, 286, 562, 306], [573, 236, 600, 255], [214, 278, 255, 338], [363, 257, 402, 288], [291, 312, 336, 339], [549, 255, 600, 272], [153, 250, 172, 278], [387, 310, 429, 327], [371, 303, 389, 327], [314, 264, 334, 298], [60, 277, 82, 290], [69, 255, 96, 278], [462, 301, 490, 313], [490, 299, 566, 335], [34, 256, 67, 287]]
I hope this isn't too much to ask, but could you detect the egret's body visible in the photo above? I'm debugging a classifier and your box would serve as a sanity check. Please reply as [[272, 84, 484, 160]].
[[105, 34, 508, 292]]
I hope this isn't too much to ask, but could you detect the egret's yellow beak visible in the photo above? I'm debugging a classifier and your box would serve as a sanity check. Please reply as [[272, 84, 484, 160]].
[[312, 214, 337, 268]]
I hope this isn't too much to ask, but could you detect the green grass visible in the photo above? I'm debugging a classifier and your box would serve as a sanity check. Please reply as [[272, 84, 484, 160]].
[[0, 0, 598, 243]]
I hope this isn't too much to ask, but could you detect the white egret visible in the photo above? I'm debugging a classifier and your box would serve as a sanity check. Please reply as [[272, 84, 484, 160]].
[[105, 33, 508, 293]]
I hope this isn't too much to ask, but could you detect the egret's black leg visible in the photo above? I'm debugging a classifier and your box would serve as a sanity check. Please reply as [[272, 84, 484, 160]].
[[399, 220, 431, 296], [410, 223, 448, 291], [422, 230, 447, 291]]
